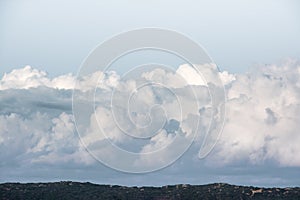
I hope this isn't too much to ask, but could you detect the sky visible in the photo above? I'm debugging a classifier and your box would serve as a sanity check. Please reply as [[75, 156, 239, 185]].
[[1, 61, 300, 187], [0, 0, 300, 76], [0, 0, 300, 187]]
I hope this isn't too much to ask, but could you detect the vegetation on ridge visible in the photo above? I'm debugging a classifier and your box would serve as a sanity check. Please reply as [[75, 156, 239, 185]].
[[1, 181, 300, 200]]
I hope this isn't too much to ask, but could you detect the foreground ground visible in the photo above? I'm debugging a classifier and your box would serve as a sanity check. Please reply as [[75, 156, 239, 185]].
[[1, 182, 300, 200]]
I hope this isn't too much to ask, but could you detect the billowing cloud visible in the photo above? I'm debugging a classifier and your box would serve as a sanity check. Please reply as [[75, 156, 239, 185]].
[[0, 61, 300, 185], [0, 66, 75, 90], [211, 60, 300, 167], [0, 66, 120, 91], [0, 111, 94, 167]]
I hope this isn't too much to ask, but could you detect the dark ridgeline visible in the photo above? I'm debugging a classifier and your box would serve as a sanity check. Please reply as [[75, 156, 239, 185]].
[[1, 182, 300, 200]]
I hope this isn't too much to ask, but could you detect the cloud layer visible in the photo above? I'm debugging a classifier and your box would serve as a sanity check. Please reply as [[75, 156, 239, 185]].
[[0, 61, 300, 185]]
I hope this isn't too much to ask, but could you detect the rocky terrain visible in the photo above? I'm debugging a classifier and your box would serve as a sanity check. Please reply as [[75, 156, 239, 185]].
[[1, 182, 300, 200]]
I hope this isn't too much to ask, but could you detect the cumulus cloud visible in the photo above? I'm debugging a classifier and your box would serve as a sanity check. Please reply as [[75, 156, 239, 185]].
[[0, 66, 120, 91], [211, 60, 300, 167], [0, 61, 300, 184], [0, 112, 94, 167], [0, 66, 75, 90]]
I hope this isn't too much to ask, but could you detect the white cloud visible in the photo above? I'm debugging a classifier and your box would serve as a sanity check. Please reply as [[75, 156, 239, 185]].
[[0, 66, 120, 91], [0, 111, 94, 167], [210, 60, 300, 167], [0, 61, 300, 184], [0, 66, 75, 90]]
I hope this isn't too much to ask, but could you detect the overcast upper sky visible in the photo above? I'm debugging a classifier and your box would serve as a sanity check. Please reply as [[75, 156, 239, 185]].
[[1, 0, 300, 187], [0, 0, 300, 76]]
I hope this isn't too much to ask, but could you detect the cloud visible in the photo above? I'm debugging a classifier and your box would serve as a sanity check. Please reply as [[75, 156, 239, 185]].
[[0, 112, 94, 167], [210, 59, 300, 167], [0, 61, 300, 185], [0, 66, 75, 90], [0, 66, 120, 91]]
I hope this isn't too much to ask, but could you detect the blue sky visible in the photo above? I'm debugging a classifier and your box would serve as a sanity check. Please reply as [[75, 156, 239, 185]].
[[1, 0, 300, 76], [1, 0, 300, 187]]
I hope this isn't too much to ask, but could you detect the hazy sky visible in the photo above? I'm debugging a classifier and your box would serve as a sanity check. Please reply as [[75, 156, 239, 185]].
[[1, 0, 300, 187], [1, 0, 300, 76]]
